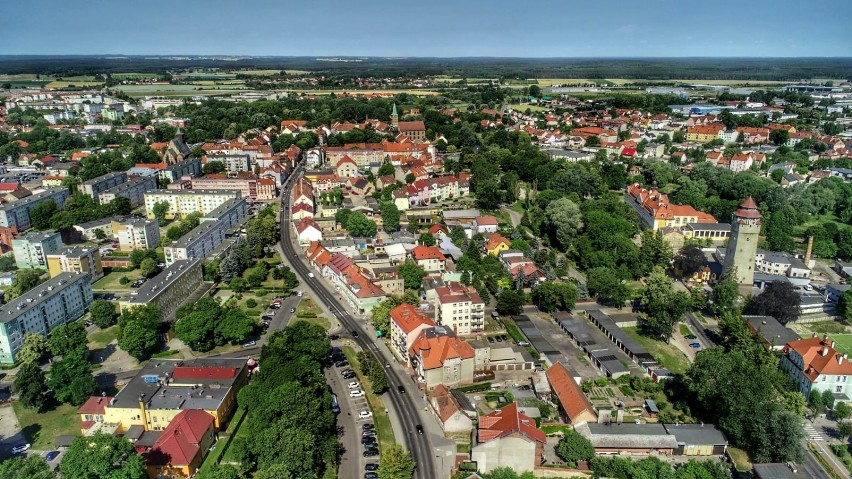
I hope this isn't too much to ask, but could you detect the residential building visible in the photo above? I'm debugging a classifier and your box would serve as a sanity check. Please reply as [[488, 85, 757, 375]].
[[80, 171, 127, 202], [625, 183, 717, 231], [98, 175, 158, 208], [11, 230, 63, 269], [433, 281, 485, 335], [162, 157, 202, 183], [398, 121, 427, 142], [686, 123, 724, 142], [146, 410, 216, 479], [120, 259, 203, 321], [144, 189, 240, 220], [474, 215, 498, 235], [0, 186, 69, 233], [335, 156, 359, 179], [0, 272, 93, 364], [411, 245, 446, 272], [295, 217, 323, 246], [485, 233, 511, 256], [389, 303, 435, 362], [471, 402, 547, 474], [46, 245, 104, 281], [723, 198, 762, 294], [190, 176, 262, 201], [428, 384, 475, 433], [112, 217, 161, 252], [408, 326, 476, 390], [257, 178, 277, 201], [74, 217, 114, 241], [163, 222, 228, 266], [205, 153, 251, 173], [745, 315, 801, 350], [781, 335, 852, 398], [681, 223, 731, 243], [76, 396, 112, 433], [546, 362, 597, 424]]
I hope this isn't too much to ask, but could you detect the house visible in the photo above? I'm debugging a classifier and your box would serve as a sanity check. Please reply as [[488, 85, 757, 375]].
[[408, 327, 476, 390], [411, 245, 446, 272], [146, 410, 216, 479], [292, 202, 315, 220], [433, 281, 485, 335], [485, 233, 511, 256], [429, 384, 476, 433], [471, 402, 547, 474], [398, 121, 427, 142], [389, 303, 436, 362], [296, 217, 323, 245], [546, 362, 597, 425], [335, 155, 359, 179], [77, 396, 114, 434], [474, 215, 498, 235], [781, 335, 852, 399], [686, 124, 724, 142], [745, 315, 801, 350], [625, 183, 717, 231]]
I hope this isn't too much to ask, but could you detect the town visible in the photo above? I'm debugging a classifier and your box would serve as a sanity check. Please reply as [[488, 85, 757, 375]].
[[0, 29, 851, 479]]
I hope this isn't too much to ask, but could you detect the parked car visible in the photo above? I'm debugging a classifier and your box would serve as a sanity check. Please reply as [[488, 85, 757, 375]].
[[518, 341, 530, 346], [308, 273, 315, 278], [685, 334, 697, 340], [362, 423, 374, 430], [495, 336, 503, 342], [336, 361, 349, 368], [243, 341, 256, 347], [342, 371, 357, 380], [11, 444, 30, 454], [328, 334, 340, 340], [351, 330, 359, 338], [365, 463, 378, 471], [487, 336, 495, 344], [689, 342, 701, 349], [350, 390, 365, 398], [45, 451, 59, 461], [365, 472, 379, 479], [363, 449, 378, 457], [359, 411, 373, 419], [397, 385, 406, 394], [361, 437, 377, 446], [348, 382, 360, 389]]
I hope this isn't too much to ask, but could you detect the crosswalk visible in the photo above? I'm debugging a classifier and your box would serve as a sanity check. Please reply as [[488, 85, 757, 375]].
[[804, 422, 824, 441]]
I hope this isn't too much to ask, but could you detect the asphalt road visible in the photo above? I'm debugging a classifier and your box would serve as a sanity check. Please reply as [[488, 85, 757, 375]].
[[326, 358, 377, 476], [280, 164, 436, 479], [684, 311, 715, 348]]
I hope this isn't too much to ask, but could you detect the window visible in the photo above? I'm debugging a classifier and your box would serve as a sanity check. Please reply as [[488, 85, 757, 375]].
[[838, 385, 844, 393]]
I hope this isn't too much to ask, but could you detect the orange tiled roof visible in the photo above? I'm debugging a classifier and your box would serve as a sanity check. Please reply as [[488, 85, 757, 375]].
[[409, 332, 475, 370], [390, 304, 435, 334], [546, 363, 597, 423], [477, 402, 546, 445], [784, 336, 852, 381]]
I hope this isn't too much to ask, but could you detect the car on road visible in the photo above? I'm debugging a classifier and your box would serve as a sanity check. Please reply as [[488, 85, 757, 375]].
[[243, 341, 256, 347], [685, 334, 697, 340], [689, 342, 701, 349], [336, 361, 349, 368], [365, 463, 378, 471], [518, 341, 530, 346], [350, 390, 365, 398], [359, 411, 372, 419], [289, 308, 296, 313], [45, 451, 59, 461], [308, 273, 315, 278], [11, 444, 30, 454], [365, 472, 379, 479], [397, 385, 406, 394], [348, 382, 360, 389], [363, 449, 378, 457], [415, 424, 424, 435]]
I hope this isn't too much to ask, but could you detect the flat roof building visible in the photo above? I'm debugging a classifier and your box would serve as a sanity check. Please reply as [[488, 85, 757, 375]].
[[80, 172, 127, 202], [98, 175, 157, 208], [120, 259, 203, 321], [11, 229, 63, 270], [0, 187, 70, 232], [112, 217, 161, 252], [47, 245, 104, 282], [144, 189, 240, 220]]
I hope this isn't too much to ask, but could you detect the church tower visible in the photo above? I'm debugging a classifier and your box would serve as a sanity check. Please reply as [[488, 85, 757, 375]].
[[391, 103, 399, 129], [723, 197, 761, 294]]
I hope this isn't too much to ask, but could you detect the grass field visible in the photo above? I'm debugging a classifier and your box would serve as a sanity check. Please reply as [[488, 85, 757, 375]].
[[828, 334, 852, 356], [623, 327, 691, 374], [92, 270, 144, 291], [341, 346, 396, 450], [45, 81, 103, 89], [507, 103, 550, 113], [88, 326, 119, 349], [12, 402, 81, 450]]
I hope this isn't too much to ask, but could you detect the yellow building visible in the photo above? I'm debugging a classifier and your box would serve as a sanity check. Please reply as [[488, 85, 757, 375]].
[[46, 245, 104, 282], [686, 124, 724, 143], [485, 233, 511, 256], [143, 189, 240, 220]]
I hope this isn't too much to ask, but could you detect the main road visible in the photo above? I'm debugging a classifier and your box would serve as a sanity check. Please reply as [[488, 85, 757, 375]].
[[279, 164, 437, 479]]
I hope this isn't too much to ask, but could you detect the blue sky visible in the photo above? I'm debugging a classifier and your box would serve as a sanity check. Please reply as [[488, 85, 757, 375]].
[[1, 0, 850, 57]]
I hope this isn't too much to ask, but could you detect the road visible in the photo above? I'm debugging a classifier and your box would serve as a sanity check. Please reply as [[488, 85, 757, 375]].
[[280, 164, 437, 479], [684, 311, 715, 348], [801, 441, 842, 479]]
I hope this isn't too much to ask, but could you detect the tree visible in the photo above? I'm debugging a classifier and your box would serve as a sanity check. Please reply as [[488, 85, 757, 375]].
[[229, 276, 247, 293], [378, 444, 416, 479], [398, 261, 425, 290], [29, 200, 57, 230], [419, 232, 436, 247], [769, 129, 790, 146], [139, 257, 158, 278], [0, 455, 57, 479], [555, 429, 595, 467], [405, 173, 416, 184], [838, 289, 852, 324], [59, 433, 146, 479], [174, 310, 216, 352], [346, 211, 377, 237], [6, 269, 45, 301], [496, 289, 524, 315], [377, 162, 395, 177], [151, 200, 170, 225], [15, 361, 49, 411], [711, 271, 740, 315], [748, 281, 801, 324], [528, 84, 542, 98], [532, 282, 578, 312], [217, 308, 255, 345], [639, 266, 691, 341], [48, 353, 97, 405], [118, 305, 161, 360], [839, 422, 852, 442], [673, 246, 707, 280], [129, 248, 157, 268], [380, 202, 401, 232], [334, 208, 353, 227], [89, 300, 117, 328], [47, 322, 88, 357], [584, 135, 601, 147], [586, 267, 631, 307], [544, 198, 583, 250], [16, 333, 47, 364], [203, 160, 226, 174], [835, 401, 852, 422]]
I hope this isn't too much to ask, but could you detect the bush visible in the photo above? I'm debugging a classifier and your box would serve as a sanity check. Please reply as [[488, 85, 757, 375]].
[[119, 276, 130, 285], [296, 311, 317, 318], [245, 299, 258, 308], [255, 288, 267, 297]]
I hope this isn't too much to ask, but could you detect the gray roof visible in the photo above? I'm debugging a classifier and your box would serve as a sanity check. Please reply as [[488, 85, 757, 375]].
[[14, 229, 61, 243], [579, 422, 678, 449], [745, 315, 800, 347], [47, 245, 98, 259], [0, 272, 89, 324], [202, 197, 246, 220], [589, 348, 628, 375], [100, 176, 154, 196], [75, 217, 114, 230], [124, 259, 200, 304], [0, 187, 67, 212], [168, 222, 219, 249], [81, 171, 125, 186], [663, 423, 728, 446], [753, 463, 811, 479]]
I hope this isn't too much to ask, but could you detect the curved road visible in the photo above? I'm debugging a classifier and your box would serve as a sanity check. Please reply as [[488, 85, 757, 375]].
[[279, 165, 437, 479]]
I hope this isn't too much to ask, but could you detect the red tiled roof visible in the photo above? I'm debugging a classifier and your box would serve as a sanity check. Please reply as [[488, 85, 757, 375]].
[[430, 384, 464, 423], [412, 245, 444, 261], [428, 224, 447, 235], [485, 233, 511, 251], [477, 402, 546, 445], [409, 332, 475, 370], [77, 396, 113, 415], [733, 197, 761, 219], [171, 366, 238, 381], [546, 363, 597, 424], [398, 121, 426, 132], [784, 336, 852, 381], [390, 304, 435, 334], [475, 215, 498, 226], [435, 282, 483, 306], [147, 410, 214, 467], [296, 217, 321, 234]]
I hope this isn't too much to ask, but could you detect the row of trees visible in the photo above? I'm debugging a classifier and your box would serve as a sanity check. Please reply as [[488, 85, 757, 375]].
[[29, 194, 132, 232], [174, 297, 255, 352]]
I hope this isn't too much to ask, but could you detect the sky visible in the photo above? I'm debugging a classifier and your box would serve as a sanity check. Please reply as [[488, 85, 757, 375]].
[[1, 0, 850, 57]]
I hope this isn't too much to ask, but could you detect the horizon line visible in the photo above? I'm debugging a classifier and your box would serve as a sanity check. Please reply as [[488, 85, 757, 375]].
[[0, 54, 851, 60]]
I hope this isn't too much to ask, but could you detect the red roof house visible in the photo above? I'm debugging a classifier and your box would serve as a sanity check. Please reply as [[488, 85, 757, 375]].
[[146, 410, 216, 478]]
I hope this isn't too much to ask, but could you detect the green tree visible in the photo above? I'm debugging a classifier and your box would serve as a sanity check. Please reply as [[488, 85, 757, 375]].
[[203, 160, 226, 174], [496, 289, 524, 315], [346, 211, 378, 237], [0, 455, 57, 479], [15, 361, 49, 411], [769, 129, 790, 146], [117, 305, 161, 360], [48, 353, 97, 405], [555, 429, 595, 467], [16, 332, 47, 364], [544, 197, 583, 250], [378, 444, 416, 479], [89, 300, 117, 328], [839, 422, 852, 442], [419, 232, 436, 246], [174, 310, 216, 352], [673, 246, 706, 280], [405, 173, 416, 184], [532, 282, 579, 312], [639, 266, 690, 341], [335, 208, 352, 227], [377, 162, 395, 177], [711, 271, 740, 315], [139, 257, 158, 278], [586, 267, 631, 307], [783, 391, 808, 417], [837, 289, 852, 324], [6, 269, 45, 301], [834, 401, 852, 421], [29, 200, 58, 230], [151, 200, 170, 225], [59, 433, 146, 479], [229, 276, 247, 293], [46, 322, 88, 357], [398, 261, 426, 290], [217, 308, 255, 344], [380, 201, 401, 232]]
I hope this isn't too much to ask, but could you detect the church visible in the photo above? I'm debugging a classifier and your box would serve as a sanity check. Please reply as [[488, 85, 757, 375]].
[[163, 128, 192, 164]]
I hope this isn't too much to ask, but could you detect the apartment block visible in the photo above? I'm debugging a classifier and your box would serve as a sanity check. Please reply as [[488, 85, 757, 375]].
[[80, 172, 127, 202], [73, 218, 114, 241], [163, 222, 227, 266], [0, 187, 70, 232], [190, 176, 258, 201], [433, 281, 485, 335], [111, 217, 161, 252], [0, 272, 93, 364], [47, 245, 104, 281], [98, 175, 158, 208], [120, 259, 203, 321], [11, 230, 63, 269], [144, 190, 240, 220], [206, 153, 251, 173], [161, 157, 202, 183], [200, 197, 248, 230]]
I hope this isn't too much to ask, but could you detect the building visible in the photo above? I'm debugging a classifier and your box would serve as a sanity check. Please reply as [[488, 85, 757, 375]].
[[433, 281, 485, 335], [723, 198, 762, 294], [485, 233, 511, 256], [205, 153, 251, 173], [146, 410, 216, 479], [398, 121, 427, 142], [94, 358, 249, 433], [753, 463, 812, 479], [686, 124, 724, 142], [144, 189, 240, 220], [161, 157, 202, 183], [77, 395, 112, 433], [681, 223, 731, 243], [429, 384, 475, 433], [163, 222, 228, 266], [112, 217, 161, 252], [295, 217, 323, 246], [471, 402, 547, 474], [625, 184, 717, 231], [73, 217, 114, 241], [389, 303, 436, 362], [546, 362, 597, 424], [46, 245, 104, 281], [0, 186, 69, 233], [745, 315, 801, 350], [408, 326, 475, 390], [0, 272, 93, 364], [80, 171, 127, 202], [11, 230, 63, 269], [98, 175, 158, 208], [120, 259, 203, 321], [190, 176, 261, 201], [575, 422, 728, 456], [200, 197, 248, 229], [411, 245, 446, 272], [781, 335, 852, 399]]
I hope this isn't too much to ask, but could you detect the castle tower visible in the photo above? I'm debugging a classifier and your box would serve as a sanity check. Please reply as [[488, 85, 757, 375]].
[[391, 103, 399, 129], [723, 197, 761, 295]]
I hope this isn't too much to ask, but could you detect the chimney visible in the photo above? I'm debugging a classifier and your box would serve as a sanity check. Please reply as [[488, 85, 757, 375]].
[[804, 236, 814, 266], [822, 346, 829, 356], [839, 355, 845, 365], [813, 332, 818, 338]]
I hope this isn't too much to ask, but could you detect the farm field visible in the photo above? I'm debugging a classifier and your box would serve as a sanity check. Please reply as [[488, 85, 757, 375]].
[[45, 80, 103, 89]]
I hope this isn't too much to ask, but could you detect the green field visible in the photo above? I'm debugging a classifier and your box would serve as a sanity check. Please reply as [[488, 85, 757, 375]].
[[92, 270, 143, 291], [828, 334, 852, 356], [88, 326, 119, 349], [12, 402, 81, 450], [623, 327, 691, 374]]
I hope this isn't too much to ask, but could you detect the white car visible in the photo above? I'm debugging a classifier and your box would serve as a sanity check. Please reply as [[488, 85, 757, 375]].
[[308, 273, 315, 278], [348, 382, 360, 389], [358, 411, 373, 419], [350, 390, 365, 398], [11, 444, 30, 454]]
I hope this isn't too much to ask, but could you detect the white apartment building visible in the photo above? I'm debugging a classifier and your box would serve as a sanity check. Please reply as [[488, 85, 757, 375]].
[[144, 190, 241, 220], [433, 281, 485, 335], [111, 217, 161, 252]]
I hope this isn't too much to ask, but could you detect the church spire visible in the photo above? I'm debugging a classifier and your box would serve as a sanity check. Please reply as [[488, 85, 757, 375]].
[[391, 102, 399, 128]]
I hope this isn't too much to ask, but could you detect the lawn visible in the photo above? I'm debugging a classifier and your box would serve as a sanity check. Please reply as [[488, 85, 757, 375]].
[[12, 402, 81, 450], [679, 324, 692, 337], [507, 103, 550, 113], [92, 269, 143, 291], [229, 291, 278, 319], [805, 321, 849, 335], [828, 334, 852, 356], [727, 447, 753, 473], [203, 406, 247, 470], [622, 327, 691, 374], [341, 346, 396, 450], [88, 326, 119, 349]]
